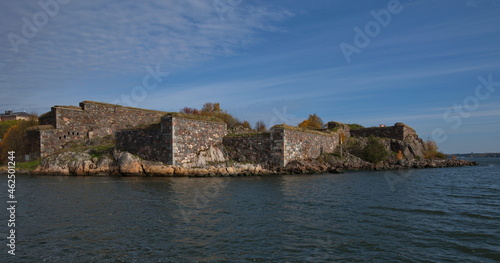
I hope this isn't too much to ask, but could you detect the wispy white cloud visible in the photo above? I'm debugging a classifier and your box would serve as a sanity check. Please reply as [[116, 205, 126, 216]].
[[0, 1, 498, 153], [0, 0, 293, 109]]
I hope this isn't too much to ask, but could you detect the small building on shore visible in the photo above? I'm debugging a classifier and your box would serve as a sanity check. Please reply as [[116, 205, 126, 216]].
[[0, 110, 35, 122]]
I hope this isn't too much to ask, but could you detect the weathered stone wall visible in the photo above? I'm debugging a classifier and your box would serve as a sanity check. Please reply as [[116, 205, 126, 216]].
[[350, 123, 416, 141], [115, 116, 226, 166], [282, 129, 338, 166], [160, 116, 174, 164], [49, 101, 166, 138], [222, 127, 338, 167], [169, 116, 227, 166], [39, 129, 63, 158], [38, 111, 55, 127], [270, 128, 286, 167], [25, 130, 41, 161], [223, 133, 273, 164], [115, 129, 170, 163], [34, 101, 166, 158], [27, 128, 72, 158]]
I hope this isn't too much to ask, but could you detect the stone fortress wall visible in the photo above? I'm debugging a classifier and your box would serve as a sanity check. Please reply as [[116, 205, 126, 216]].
[[116, 115, 227, 166], [30, 101, 166, 157], [169, 117, 227, 165], [281, 128, 339, 167], [222, 126, 340, 167], [29, 101, 415, 167], [349, 122, 417, 141], [222, 133, 274, 164]]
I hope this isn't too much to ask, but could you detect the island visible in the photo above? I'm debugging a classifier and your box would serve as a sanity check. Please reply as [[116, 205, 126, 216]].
[[1, 100, 476, 176]]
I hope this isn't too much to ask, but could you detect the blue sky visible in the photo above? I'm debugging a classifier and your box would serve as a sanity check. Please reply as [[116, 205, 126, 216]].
[[1, 0, 499, 153]]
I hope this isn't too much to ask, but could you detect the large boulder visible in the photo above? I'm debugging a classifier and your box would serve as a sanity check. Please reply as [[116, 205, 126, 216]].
[[115, 151, 144, 176], [189, 146, 227, 167], [387, 138, 425, 159]]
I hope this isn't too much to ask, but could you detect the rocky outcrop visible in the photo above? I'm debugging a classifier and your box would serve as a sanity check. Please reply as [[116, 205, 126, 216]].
[[189, 145, 227, 167], [31, 149, 478, 177], [285, 153, 478, 174], [285, 159, 328, 174], [141, 160, 175, 176], [115, 151, 143, 175], [385, 138, 426, 159], [348, 136, 426, 160], [32, 149, 274, 177], [33, 151, 120, 176]]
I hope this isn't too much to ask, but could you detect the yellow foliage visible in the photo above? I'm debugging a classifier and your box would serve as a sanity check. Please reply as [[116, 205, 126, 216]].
[[298, 114, 323, 129], [423, 140, 446, 159], [396, 150, 404, 160], [298, 120, 311, 128], [0, 119, 38, 164]]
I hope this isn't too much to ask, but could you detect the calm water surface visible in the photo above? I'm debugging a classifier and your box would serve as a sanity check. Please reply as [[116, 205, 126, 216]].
[[3, 158, 500, 262]]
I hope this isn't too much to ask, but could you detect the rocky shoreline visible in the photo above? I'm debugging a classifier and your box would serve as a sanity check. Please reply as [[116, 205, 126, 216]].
[[285, 153, 478, 174], [29, 150, 275, 177], [4, 150, 478, 177]]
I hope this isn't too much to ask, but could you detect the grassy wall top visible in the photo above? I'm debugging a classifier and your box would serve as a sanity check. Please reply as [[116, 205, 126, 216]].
[[38, 111, 54, 119], [81, 101, 167, 114], [27, 125, 55, 131], [224, 132, 271, 138], [347, 123, 365, 130], [272, 124, 333, 136], [166, 112, 225, 124], [53, 105, 82, 111]]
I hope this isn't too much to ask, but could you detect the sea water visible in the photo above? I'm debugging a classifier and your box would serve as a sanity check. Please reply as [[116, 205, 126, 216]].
[[3, 158, 499, 262]]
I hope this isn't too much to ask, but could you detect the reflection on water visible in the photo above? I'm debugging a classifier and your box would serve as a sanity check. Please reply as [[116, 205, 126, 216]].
[[4, 158, 500, 262]]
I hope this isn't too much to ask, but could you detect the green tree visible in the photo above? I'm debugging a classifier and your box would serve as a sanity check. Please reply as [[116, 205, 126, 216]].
[[0, 120, 20, 139], [361, 136, 389, 163]]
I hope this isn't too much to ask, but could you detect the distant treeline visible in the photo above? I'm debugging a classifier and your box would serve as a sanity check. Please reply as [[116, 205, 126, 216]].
[[448, 153, 500, 158]]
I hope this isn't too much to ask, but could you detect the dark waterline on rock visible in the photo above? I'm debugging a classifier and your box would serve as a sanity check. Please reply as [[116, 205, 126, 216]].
[[4, 158, 500, 262]]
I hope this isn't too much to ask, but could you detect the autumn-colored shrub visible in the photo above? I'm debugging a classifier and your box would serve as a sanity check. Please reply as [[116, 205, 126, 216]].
[[0, 120, 20, 139], [0, 118, 38, 164], [241, 121, 251, 130], [255, 121, 267, 132], [180, 102, 246, 131], [396, 150, 404, 160], [423, 140, 446, 159], [179, 107, 200, 115], [298, 114, 324, 129]]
